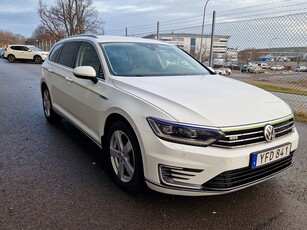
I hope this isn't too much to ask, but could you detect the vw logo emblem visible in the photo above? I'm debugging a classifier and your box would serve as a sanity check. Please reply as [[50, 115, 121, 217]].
[[264, 124, 275, 142]]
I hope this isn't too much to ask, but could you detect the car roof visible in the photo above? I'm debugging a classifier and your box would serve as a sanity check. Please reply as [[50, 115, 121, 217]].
[[8, 44, 29, 46], [60, 34, 169, 45]]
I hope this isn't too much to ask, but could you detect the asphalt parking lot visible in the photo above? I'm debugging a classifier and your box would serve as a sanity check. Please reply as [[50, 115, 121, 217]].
[[0, 59, 306, 230]]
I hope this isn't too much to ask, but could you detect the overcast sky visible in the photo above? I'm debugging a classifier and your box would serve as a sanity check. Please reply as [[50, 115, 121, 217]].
[[0, 0, 306, 38]]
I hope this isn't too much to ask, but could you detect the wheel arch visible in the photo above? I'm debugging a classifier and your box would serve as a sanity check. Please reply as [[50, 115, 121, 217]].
[[34, 54, 42, 58], [40, 82, 48, 97], [102, 113, 139, 147], [102, 111, 148, 171]]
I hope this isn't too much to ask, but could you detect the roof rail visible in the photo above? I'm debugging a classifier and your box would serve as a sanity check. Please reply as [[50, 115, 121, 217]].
[[66, 34, 98, 39]]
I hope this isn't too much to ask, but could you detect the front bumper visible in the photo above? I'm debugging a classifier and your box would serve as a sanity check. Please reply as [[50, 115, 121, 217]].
[[41, 55, 48, 61], [143, 127, 299, 196]]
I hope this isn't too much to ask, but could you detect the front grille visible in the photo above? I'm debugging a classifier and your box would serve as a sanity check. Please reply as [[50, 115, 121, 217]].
[[202, 153, 293, 191], [213, 117, 294, 148]]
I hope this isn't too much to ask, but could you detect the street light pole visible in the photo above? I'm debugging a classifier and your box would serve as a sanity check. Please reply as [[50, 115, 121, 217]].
[[199, 0, 210, 62]]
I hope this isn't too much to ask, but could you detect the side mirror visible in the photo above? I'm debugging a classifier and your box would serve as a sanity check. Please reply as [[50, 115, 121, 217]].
[[73, 66, 98, 84]]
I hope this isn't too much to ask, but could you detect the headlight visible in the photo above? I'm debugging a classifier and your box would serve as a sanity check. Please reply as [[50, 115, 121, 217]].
[[147, 117, 225, 147]]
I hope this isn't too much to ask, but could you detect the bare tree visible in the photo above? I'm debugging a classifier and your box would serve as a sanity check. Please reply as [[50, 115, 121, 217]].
[[32, 25, 54, 41], [0, 30, 25, 47], [38, 0, 104, 40]]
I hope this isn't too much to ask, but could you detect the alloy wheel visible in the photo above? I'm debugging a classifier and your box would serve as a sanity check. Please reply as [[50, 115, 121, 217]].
[[43, 89, 51, 118], [34, 56, 42, 64], [109, 130, 135, 183], [8, 55, 15, 63]]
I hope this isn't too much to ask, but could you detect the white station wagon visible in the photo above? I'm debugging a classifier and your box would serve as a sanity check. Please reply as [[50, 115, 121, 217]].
[[40, 35, 299, 196]]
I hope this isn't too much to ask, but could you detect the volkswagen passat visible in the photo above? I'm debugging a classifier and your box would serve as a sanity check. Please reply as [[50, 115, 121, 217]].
[[40, 35, 299, 196]]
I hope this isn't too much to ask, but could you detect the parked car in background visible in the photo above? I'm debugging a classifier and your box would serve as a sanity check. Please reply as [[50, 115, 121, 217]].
[[270, 65, 284, 70], [258, 63, 270, 69], [250, 65, 265, 74], [294, 66, 306, 72], [244, 64, 265, 74], [247, 65, 254, 73], [0, 48, 5, 58], [225, 62, 239, 69], [215, 67, 231, 75], [241, 65, 254, 73], [40, 34, 299, 196], [215, 68, 226, 75], [241, 65, 249, 73], [3, 45, 49, 64], [224, 68, 231, 75]]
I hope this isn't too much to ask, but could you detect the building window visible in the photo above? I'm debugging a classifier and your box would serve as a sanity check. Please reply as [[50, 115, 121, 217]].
[[190, 38, 196, 46], [190, 38, 196, 52]]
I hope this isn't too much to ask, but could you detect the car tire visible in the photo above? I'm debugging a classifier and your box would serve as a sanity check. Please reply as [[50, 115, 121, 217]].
[[34, 55, 42, 64], [42, 86, 61, 123], [106, 120, 145, 193], [8, 55, 15, 63]]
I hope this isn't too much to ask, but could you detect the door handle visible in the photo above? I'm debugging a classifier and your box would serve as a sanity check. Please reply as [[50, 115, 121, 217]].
[[65, 77, 73, 83], [47, 68, 53, 73]]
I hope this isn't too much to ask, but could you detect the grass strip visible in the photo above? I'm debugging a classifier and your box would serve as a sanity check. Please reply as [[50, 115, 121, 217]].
[[294, 111, 307, 123], [248, 83, 307, 96]]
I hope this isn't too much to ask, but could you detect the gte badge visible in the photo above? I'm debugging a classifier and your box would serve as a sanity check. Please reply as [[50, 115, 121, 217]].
[[264, 124, 275, 142]]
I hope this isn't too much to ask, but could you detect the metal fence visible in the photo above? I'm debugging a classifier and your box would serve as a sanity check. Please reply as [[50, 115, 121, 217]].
[[210, 12, 307, 122], [111, 12, 307, 121], [36, 40, 56, 52]]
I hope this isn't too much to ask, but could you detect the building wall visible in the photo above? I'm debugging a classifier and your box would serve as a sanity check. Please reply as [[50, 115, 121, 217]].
[[159, 34, 229, 59], [144, 33, 235, 63]]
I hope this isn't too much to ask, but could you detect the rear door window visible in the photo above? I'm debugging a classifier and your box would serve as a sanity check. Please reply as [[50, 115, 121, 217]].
[[58, 42, 80, 68], [10, 46, 23, 51], [49, 43, 63, 62]]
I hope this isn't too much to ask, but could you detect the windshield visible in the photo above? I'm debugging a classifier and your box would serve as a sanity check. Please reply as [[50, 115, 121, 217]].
[[29, 46, 42, 51], [100, 42, 210, 76]]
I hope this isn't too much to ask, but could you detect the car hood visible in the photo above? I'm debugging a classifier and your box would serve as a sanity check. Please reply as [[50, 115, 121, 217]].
[[112, 75, 292, 127]]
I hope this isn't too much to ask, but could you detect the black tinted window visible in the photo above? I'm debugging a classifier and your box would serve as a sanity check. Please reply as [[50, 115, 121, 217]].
[[58, 42, 79, 67], [10, 46, 22, 51], [49, 43, 63, 62], [75, 42, 103, 79]]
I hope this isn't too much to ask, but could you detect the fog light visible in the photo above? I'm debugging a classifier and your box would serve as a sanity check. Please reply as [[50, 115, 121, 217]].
[[159, 164, 203, 190]]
